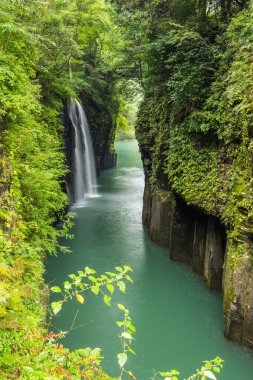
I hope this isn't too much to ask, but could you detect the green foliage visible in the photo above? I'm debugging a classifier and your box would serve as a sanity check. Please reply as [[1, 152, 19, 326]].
[[0, 0, 125, 378], [50, 265, 133, 315], [44, 266, 134, 379], [0, 0, 232, 377], [134, 2, 253, 356], [156, 357, 224, 380], [186, 357, 224, 380], [116, 303, 136, 379], [0, 328, 114, 379], [115, 90, 142, 141], [136, 0, 253, 237]]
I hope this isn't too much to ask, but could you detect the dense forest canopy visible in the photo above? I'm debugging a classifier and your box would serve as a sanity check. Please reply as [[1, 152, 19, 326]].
[[0, 0, 252, 378]]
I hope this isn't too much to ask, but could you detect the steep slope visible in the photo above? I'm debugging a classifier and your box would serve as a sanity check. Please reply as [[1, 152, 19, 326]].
[[0, 1, 118, 377], [136, 3, 253, 347]]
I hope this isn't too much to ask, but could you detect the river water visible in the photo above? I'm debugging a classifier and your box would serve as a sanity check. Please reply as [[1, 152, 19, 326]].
[[46, 140, 253, 379]]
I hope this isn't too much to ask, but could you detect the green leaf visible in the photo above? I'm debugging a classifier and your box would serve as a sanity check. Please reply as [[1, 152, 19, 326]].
[[85, 267, 96, 274], [125, 275, 133, 283], [51, 286, 61, 293], [117, 281, 126, 293], [160, 370, 180, 378], [51, 301, 63, 315], [88, 276, 97, 283], [74, 278, 81, 285], [171, 370, 180, 375], [105, 271, 116, 277], [203, 371, 217, 380], [106, 284, 114, 294], [128, 347, 136, 355], [117, 352, 127, 368], [117, 304, 125, 311], [104, 295, 111, 307], [91, 286, 99, 295], [121, 332, 133, 340], [64, 281, 71, 290]]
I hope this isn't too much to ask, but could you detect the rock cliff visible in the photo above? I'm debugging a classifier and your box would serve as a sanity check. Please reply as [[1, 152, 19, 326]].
[[136, 5, 253, 348]]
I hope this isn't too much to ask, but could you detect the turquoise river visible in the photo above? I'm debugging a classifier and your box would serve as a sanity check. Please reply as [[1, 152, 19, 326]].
[[46, 140, 253, 379]]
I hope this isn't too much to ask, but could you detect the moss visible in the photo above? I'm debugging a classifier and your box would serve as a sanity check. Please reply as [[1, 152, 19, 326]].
[[223, 242, 238, 315], [136, 6, 253, 248]]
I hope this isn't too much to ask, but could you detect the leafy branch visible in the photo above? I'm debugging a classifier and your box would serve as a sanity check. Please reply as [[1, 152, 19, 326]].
[[159, 357, 224, 380], [50, 265, 136, 378], [117, 304, 136, 379], [50, 265, 133, 316]]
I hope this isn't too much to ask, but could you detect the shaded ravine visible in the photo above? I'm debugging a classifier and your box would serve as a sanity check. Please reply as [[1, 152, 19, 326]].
[[46, 140, 253, 379]]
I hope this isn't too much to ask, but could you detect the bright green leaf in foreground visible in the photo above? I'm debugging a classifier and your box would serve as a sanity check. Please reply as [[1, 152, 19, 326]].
[[117, 352, 127, 368], [51, 301, 63, 315]]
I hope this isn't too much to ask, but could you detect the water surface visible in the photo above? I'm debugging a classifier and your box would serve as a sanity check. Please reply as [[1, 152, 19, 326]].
[[46, 140, 253, 379]]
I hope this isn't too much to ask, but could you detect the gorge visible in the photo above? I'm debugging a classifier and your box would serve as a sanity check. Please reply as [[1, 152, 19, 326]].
[[0, 0, 253, 379], [46, 140, 253, 379]]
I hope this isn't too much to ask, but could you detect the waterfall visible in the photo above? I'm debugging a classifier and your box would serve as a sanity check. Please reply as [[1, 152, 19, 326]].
[[68, 99, 98, 204]]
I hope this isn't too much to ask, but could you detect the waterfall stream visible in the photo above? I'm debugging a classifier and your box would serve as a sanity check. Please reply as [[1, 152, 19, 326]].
[[68, 99, 98, 204]]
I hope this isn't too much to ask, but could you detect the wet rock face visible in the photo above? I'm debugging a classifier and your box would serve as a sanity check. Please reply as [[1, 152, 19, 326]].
[[192, 218, 207, 276], [79, 94, 116, 172], [62, 102, 75, 203], [224, 249, 253, 349], [101, 150, 117, 170], [143, 181, 226, 291], [149, 193, 174, 247], [142, 178, 253, 348], [204, 220, 226, 290], [169, 198, 195, 264], [142, 180, 152, 225]]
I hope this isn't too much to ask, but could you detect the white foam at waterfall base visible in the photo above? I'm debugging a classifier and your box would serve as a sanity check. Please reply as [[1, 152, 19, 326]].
[[68, 99, 100, 205]]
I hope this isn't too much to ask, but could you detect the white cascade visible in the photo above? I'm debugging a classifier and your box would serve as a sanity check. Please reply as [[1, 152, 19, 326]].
[[68, 99, 98, 204]]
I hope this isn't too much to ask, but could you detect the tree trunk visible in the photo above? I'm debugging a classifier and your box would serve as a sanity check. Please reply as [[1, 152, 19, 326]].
[[199, 0, 207, 18]]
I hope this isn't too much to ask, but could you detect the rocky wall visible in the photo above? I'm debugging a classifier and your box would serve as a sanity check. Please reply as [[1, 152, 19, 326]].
[[142, 179, 253, 347], [143, 181, 226, 292], [223, 240, 253, 349], [79, 94, 117, 172]]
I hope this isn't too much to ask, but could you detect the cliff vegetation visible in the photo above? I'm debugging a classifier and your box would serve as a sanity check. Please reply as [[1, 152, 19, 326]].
[[0, 0, 253, 377], [0, 0, 127, 377], [130, 0, 253, 347]]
